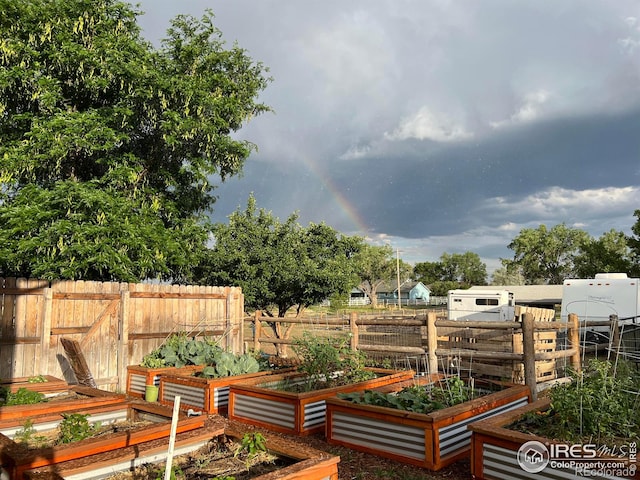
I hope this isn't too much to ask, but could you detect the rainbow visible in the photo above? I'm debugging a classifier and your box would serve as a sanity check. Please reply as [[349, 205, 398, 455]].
[[303, 157, 370, 235]]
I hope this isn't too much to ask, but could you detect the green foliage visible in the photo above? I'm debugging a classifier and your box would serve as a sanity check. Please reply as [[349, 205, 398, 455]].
[[339, 376, 474, 414], [0, 181, 209, 281], [0, 1, 270, 282], [27, 375, 47, 383], [351, 244, 402, 308], [234, 432, 268, 472], [292, 332, 375, 391], [0, 387, 47, 406], [57, 413, 100, 444], [141, 334, 223, 368], [501, 224, 590, 284], [628, 210, 640, 276], [513, 359, 640, 443], [14, 419, 48, 448], [200, 352, 260, 378], [574, 229, 636, 278], [155, 465, 183, 480], [413, 252, 487, 291], [236, 432, 267, 458], [197, 194, 363, 317], [428, 280, 463, 297]]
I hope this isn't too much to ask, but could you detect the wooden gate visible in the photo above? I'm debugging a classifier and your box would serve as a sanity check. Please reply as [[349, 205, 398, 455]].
[[0, 278, 244, 391]]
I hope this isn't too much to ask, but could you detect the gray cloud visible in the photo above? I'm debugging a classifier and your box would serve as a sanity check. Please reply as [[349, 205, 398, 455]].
[[137, 0, 640, 273]]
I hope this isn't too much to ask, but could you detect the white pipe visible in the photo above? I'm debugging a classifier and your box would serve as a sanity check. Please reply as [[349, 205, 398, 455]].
[[164, 395, 181, 480]]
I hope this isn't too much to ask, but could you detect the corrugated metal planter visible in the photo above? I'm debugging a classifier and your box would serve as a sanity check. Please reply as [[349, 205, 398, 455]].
[[0, 400, 206, 480], [325, 379, 531, 471], [0, 385, 127, 421], [158, 368, 294, 415], [23, 420, 340, 480], [125, 364, 204, 399], [1, 376, 68, 395], [228, 368, 414, 436], [468, 398, 640, 480]]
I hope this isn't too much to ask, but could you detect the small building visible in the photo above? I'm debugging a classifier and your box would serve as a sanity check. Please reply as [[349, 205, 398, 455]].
[[376, 280, 431, 306]]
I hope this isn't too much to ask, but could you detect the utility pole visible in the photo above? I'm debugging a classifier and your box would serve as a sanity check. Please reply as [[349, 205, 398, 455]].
[[396, 248, 401, 309]]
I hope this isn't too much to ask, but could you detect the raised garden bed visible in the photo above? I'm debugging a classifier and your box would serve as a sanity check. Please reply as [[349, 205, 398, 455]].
[[23, 419, 340, 480], [125, 365, 204, 399], [469, 358, 640, 479], [1, 376, 68, 395], [228, 368, 414, 436], [0, 400, 206, 480], [0, 385, 127, 421], [325, 377, 531, 471], [159, 368, 294, 415], [468, 398, 639, 480]]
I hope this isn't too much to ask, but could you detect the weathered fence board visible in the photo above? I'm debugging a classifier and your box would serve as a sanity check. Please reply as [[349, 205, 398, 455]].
[[0, 278, 244, 391]]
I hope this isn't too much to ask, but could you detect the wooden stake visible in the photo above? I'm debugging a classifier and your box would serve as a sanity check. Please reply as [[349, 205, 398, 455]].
[[164, 395, 181, 480], [427, 312, 438, 375], [568, 313, 581, 373], [521, 313, 537, 401]]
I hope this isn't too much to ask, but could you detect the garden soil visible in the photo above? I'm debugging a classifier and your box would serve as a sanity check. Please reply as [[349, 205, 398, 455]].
[[287, 430, 471, 480]]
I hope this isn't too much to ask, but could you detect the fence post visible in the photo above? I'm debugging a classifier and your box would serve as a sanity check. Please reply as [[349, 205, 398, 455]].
[[118, 288, 130, 392], [426, 312, 438, 375], [253, 311, 262, 353], [608, 314, 620, 361], [40, 287, 53, 359], [568, 313, 581, 373], [350, 312, 359, 351], [521, 312, 538, 401]]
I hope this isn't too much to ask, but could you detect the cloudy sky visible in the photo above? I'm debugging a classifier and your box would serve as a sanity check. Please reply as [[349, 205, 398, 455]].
[[135, 1, 640, 276]]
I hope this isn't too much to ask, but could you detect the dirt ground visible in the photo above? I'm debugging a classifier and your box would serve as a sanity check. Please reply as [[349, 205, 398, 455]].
[[272, 429, 471, 480]]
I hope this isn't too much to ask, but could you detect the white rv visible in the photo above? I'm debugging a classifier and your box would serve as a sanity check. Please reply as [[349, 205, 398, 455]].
[[561, 273, 640, 338], [447, 289, 515, 321]]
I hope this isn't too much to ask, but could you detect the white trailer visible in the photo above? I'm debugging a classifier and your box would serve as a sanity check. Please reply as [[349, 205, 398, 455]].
[[447, 289, 515, 321], [561, 273, 640, 340]]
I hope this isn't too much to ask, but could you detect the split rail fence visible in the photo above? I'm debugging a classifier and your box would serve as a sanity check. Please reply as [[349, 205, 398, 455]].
[[0, 277, 244, 391], [248, 308, 627, 399]]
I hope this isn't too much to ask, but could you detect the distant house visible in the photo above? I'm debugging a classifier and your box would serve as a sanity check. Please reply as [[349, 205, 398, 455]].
[[376, 280, 431, 305]]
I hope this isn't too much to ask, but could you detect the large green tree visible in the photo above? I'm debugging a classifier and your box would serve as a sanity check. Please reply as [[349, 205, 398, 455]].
[[573, 229, 636, 278], [627, 210, 640, 276], [413, 261, 444, 285], [502, 224, 590, 284], [0, 0, 270, 281], [198, 195, 363, 318], [414, 251, 487, 295], [440, 252, 487, 286], [351, 244, 410, 308], [197, 196, 362, 355], [490, 266, 525, 285]]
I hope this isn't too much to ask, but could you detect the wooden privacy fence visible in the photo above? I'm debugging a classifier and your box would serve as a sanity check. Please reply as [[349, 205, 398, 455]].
[[248, 309, 589, 399], [0, 277, 244, 391]]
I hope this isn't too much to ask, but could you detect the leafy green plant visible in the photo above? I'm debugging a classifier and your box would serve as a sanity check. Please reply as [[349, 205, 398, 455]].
[[236, 432, 267, 457], [141, 334, 223, 368], [14, 419, 48, 448], [291, 332, 375, 391], [0, 387, 46, 406], [234, 432, 268, 471], [511, 358, 640, 443], [27, 375, 47, 383], [57, 413, 100, 444], [200, 352, 260, 378], [155, 465, 183, 480], [339, 376, 476, 414]]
